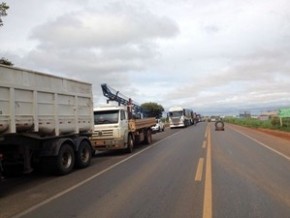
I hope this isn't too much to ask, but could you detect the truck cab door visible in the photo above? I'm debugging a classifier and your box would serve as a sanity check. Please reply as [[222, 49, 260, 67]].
[[120, 109, 128, 142]]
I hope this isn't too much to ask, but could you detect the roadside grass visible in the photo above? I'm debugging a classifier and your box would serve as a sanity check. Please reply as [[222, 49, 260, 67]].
[[224, 117, 290, 132]]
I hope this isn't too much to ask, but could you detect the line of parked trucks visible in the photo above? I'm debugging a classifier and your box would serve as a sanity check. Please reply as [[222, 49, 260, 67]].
[[168, 106, 201, 128], [0, 65, 156, 178]]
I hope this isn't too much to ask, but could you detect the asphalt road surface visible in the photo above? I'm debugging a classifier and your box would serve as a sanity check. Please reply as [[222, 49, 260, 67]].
[[1, 122, 290, 218]]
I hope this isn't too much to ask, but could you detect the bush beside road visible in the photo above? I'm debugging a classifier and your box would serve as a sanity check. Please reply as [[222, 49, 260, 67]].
[[224, 117, 290, 132], [225, 117, 290, 141]]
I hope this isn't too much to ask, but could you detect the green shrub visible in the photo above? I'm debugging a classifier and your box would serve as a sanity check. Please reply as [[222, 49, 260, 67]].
[[271, 117, 280, 127], [224, 117, 290, 132]]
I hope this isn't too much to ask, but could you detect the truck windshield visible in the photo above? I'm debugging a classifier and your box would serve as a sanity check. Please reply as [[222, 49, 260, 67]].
[[94, 110, 119, 124], [169, 111, 183, 117]]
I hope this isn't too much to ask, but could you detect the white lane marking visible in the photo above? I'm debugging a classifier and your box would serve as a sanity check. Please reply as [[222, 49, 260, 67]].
[[232, 127, 290, 161], [203, 126, 212, 218], [202, 140, 206, 149], [203, 125, 209, 149], [13, 131, 182, 218]]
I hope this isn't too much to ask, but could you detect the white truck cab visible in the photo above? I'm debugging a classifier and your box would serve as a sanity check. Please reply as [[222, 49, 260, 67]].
[[91, 104, 155, 153], [92, 105, 129, 150]]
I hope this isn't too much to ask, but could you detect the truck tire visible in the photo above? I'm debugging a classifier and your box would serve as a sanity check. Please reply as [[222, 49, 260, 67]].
[[215, 121, 225, 131], [145, 129, 152, 144], [126, 135, 134, 153], [55, 143, 75, 175], [75, 140, 92, 169]]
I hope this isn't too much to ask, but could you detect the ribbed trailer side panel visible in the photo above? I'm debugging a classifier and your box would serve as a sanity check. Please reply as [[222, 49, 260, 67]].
[[0, 65, 94, 176], [0, 65, 93, 136]]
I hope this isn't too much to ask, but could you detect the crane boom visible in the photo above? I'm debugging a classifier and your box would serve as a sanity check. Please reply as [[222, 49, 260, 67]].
[[101, 83, 142, 113]]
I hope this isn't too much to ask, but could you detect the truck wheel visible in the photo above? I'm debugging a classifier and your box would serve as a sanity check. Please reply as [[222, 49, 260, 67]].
[[75, 140, 92, 169], [55, 143, 75, 175], [215, 121, 225, 131], [145, 129, 152, 144], [126, 135, 134, 153]]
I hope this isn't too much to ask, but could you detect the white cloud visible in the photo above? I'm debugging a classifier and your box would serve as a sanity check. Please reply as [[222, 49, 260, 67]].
[[30, 4, 179, 48], [1, 0, 290, 115], [25, 3, 178, 77]]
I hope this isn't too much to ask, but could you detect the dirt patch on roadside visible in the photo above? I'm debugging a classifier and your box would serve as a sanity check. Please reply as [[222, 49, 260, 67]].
[[255, 128, 290, 141]]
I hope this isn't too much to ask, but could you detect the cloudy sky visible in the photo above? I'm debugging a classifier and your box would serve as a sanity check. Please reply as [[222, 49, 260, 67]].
[[1, 0, 290, 115]]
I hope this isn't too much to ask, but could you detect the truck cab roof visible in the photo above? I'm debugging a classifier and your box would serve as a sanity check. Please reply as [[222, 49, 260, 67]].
[[94, 105, 127, 111]]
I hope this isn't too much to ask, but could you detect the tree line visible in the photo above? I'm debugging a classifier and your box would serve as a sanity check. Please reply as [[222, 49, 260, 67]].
[[0, 2, 12, 66]]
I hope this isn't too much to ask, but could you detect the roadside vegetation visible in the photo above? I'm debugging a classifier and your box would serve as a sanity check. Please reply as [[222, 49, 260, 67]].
[[141, 102, 164, 118], [224, 117, 290, 132], [0, 2, 13, 66], [0, 2, 9, 27]]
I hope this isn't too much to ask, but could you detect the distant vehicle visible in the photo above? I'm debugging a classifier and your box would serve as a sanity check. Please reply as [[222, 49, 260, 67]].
[[151, 119, 165, 132], [215, 120, 225, 131], [210, 116, 220, 122], [196, 113, 202, 122], [168, 106, 193, 128]]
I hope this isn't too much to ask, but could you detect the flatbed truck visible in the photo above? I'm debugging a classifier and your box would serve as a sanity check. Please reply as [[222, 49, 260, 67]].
[[90, 84, 156, 153]]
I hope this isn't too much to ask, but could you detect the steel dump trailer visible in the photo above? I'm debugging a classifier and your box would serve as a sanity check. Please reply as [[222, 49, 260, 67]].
[[0, 64, 94, 176]]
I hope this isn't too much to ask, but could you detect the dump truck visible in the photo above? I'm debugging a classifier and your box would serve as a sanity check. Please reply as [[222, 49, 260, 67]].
[[90, 84, 156, 153], [0, 64, 94, 176]]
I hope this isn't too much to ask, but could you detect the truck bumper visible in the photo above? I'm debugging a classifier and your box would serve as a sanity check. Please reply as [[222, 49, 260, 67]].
[[170, 123, 184, 128], [91, 139, 126, 151]]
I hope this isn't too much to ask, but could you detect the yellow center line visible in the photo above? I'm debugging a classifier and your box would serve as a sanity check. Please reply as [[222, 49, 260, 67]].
[[195, 158, 204, 181], [203, 125, 212, 218]]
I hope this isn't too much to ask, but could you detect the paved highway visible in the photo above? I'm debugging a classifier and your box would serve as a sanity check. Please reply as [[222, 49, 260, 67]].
[[1, 122, 290, 218]]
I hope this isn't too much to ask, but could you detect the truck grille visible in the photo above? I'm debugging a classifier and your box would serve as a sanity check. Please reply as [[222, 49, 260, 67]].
[[92, 129, 114, 138], [172, 118, 181, 124]]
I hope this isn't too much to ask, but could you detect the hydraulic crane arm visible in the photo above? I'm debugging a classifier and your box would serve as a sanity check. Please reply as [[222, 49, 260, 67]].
[[101, 83, 142, 113]]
